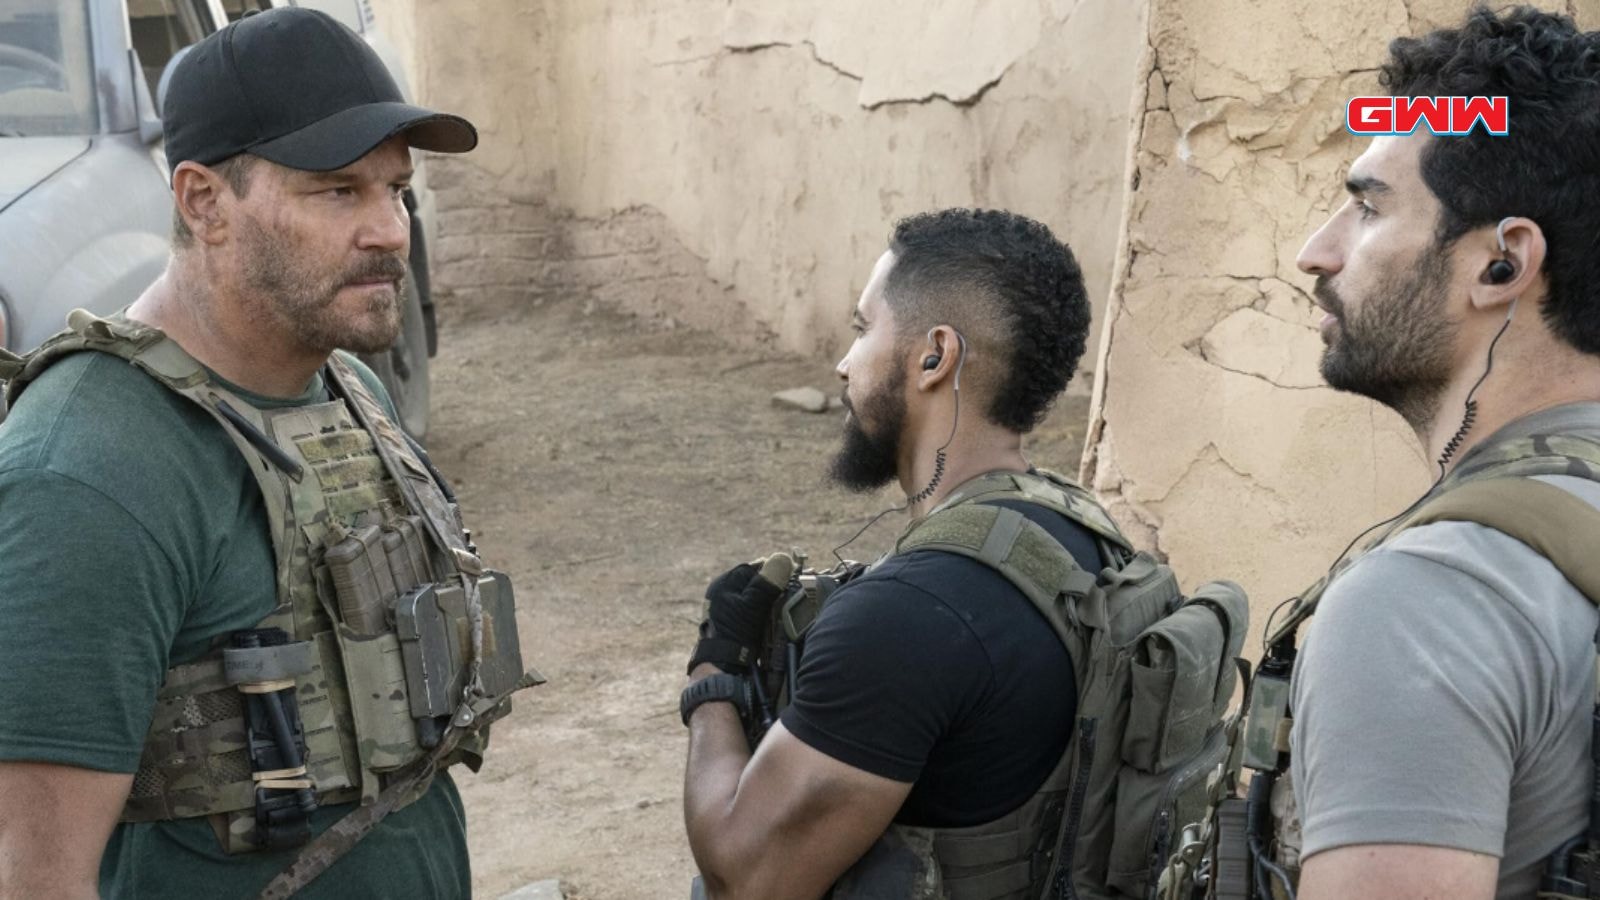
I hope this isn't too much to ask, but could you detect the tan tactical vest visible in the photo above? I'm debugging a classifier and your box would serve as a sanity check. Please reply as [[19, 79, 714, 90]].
[[1159, 432, 1600, 900], [0, 310, 540, 857], [810, 469, 1249, 900]]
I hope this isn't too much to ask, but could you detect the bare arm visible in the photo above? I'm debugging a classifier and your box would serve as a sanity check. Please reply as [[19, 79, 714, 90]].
[[0, 761, 129, 899], [682, 665, 912, 900], [1298, 844, 1498, 900]]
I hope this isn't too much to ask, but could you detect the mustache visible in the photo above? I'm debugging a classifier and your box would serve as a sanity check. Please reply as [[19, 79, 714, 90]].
[[1313, 277, 1345, 320], [839, 390, 853, 414], [344, 254, 406, 286]]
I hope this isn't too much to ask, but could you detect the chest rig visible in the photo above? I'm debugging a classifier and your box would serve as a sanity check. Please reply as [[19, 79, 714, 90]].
[[0, 310, 540, 879], [759, 469, 1247, 900], [1159, 433, 1600, 900]]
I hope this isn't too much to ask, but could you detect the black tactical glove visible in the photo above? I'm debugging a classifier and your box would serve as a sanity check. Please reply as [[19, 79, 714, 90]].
[[687, 555, 794, 675]]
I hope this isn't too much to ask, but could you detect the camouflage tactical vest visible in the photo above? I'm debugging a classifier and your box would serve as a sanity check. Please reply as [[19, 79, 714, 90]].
[[0, 309, 540, 854], [1159, 431, 1600, 900], [785, 469, 1249, 900]]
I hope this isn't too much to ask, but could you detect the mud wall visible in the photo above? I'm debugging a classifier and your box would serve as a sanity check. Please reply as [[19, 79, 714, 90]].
[[371, 0, 1148, 366], [1084, 0, 1600, 647], [377, 0, 1600, 650]]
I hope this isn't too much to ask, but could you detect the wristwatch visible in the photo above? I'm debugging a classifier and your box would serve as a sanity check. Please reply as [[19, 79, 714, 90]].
[[680, 672, 753, 727]]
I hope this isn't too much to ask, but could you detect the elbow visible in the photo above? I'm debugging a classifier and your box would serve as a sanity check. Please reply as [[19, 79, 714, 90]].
[[698, 871, 772, 900], [697, 872, 733, 900], [688, 840, 762, 900]]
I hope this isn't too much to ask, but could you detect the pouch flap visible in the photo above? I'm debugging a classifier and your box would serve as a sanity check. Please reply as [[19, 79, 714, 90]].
[[1098, 552, 1182, 646]]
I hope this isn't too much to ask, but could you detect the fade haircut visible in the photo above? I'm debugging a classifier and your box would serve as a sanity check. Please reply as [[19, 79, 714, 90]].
[[1382, 5, 1600, 355], [171, 153, 260, 247], [883, 208, 1090, 433]]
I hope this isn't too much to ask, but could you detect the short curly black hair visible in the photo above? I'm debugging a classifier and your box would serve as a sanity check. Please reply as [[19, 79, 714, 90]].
[[1382, 5, 1600, 355], [883, 208, 1090, 433]]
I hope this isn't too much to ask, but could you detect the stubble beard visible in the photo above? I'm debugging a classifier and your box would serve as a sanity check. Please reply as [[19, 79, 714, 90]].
[[1316, 248, 1457, 430], [828, 367, 907, 493], [236, 213, 406, 356]]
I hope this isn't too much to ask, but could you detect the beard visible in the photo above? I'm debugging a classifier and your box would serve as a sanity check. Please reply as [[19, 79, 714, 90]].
[[1315, 248, 1457, 429], [236, 213, 406, 355], [828, 367, 907, 493]]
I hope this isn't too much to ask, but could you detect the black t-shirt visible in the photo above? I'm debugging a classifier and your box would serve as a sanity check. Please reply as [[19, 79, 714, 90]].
[[780, 499, 1100, 828]]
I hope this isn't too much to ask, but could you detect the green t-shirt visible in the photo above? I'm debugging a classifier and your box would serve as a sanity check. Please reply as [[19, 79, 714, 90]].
[[0, 349, 471, 899]]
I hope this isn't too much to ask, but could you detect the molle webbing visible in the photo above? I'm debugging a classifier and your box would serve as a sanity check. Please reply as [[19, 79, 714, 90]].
[[5, 309, 536, 882], [2, 312, 470, 821]]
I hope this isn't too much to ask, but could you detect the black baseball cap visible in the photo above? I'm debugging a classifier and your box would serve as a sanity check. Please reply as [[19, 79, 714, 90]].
[[161, 6, 477, 174]]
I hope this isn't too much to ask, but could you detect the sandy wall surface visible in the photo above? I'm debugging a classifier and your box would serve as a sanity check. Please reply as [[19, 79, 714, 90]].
[[375, 0, 1600, 654], [1084, 0, 1600, 651], [371, 0, 1147, 371]]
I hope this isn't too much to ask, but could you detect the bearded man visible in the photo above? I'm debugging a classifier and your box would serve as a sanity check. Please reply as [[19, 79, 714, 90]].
[[680, 209, 1113, 899], [0, 8, 532, 898], [1265, 7, 1600, 899]]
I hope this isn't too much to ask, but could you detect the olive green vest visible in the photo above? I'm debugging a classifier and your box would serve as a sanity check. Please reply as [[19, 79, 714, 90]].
[[821, 469, 1248, 900], [0, 310, 541, 856]]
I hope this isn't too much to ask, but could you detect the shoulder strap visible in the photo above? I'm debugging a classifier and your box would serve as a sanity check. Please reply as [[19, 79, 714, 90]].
[[1267, 433, 1600, 645], [1, 308, 208, 404], [1397, 476, 1600, 606], [896, 475, 1111, 654]]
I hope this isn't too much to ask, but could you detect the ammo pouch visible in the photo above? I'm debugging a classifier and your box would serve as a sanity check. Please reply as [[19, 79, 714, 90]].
[[1106, 580, 1246, 897], [124, 513, 531, 854], [4, 312, 551, 854]]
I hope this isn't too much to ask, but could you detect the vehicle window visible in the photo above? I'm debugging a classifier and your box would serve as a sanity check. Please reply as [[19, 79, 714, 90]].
[[0, 0, 98, 137], [127, 0, 208, 88], [221, 0, 273, 22]]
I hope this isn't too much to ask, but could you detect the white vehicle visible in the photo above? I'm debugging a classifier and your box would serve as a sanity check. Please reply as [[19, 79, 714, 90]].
[[0, 0, 442, 437]]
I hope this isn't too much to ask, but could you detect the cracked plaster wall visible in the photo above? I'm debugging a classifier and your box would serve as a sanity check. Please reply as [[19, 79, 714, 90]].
[[369, 0, 1147, 365], [1086, 0, 1600, 652]]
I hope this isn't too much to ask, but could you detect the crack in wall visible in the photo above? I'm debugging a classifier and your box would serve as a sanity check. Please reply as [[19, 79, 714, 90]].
[[1082, 4, 1159, 491], [717, 39, 1015, 109]]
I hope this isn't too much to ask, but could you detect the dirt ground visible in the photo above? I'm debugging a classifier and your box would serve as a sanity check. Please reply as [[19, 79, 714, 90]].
[[426, 297, 1092, 900]]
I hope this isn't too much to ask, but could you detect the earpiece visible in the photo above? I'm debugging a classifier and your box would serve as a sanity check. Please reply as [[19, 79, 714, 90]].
[[921, 329, 968, 387], [1487, 216, 1517, 284]]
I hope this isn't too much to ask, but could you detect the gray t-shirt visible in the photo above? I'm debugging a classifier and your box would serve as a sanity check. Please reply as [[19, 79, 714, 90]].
[[1291, 403, 1600, 900]]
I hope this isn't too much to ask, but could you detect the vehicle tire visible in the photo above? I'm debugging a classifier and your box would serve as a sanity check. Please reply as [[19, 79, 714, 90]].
[[360, 269, 430, 442]]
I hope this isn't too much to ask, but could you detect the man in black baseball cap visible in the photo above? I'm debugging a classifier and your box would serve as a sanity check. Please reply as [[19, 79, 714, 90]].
[[0, 7, 513, 899]]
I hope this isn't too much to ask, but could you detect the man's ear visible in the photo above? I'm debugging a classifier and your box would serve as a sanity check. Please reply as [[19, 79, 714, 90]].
[[915, 325, 966, 393], [171, 161, 232, 245], [1468, 216, 1546, 313]]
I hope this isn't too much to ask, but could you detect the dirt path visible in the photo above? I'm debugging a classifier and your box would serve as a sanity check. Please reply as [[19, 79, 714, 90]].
[[427, 299, 1091, 899]]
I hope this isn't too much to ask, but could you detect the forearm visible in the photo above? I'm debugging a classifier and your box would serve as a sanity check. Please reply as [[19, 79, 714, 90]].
[[682, 666, 757, 892]]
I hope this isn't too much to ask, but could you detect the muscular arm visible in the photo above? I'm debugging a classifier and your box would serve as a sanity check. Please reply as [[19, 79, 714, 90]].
[[1299, 844, 1498, 900], [0, 762, 131, 899], [682, 664, 912, 900]]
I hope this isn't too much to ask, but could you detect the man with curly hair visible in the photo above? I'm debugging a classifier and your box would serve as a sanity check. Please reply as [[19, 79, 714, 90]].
[[1280, 6, 1600, 899], [680, 209, 1102, 898]]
